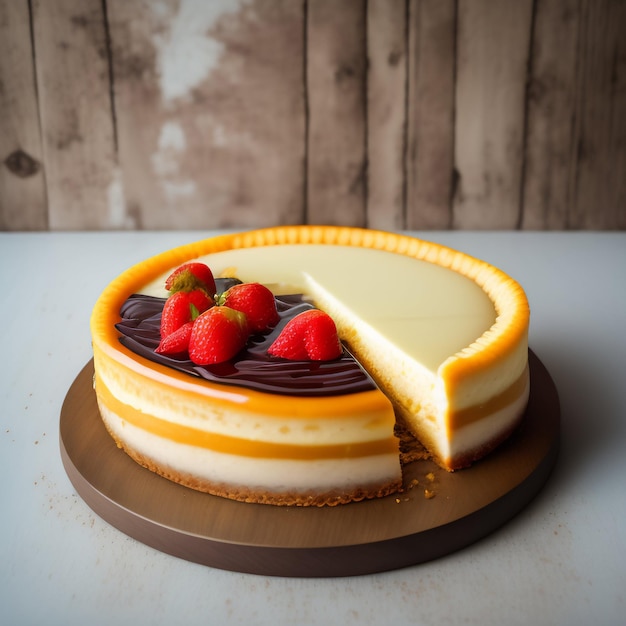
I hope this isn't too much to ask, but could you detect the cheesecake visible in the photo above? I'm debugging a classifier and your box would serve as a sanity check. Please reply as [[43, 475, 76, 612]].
[[90, 226, 530, 506]]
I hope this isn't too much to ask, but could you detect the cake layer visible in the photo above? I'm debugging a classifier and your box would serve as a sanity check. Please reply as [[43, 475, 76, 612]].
[[98, 402, 401, 506], [94, 358, 398, 453]]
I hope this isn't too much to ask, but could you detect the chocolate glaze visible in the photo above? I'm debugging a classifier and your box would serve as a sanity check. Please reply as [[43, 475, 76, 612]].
[[115, 280, 376, 397]]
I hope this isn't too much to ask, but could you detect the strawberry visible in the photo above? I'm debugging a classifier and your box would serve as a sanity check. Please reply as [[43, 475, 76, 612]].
[[268, 310, 342, 361], [217, 283, 279, 333], [188, 306, 250, 365], [155, 321, 193, 356], [165, 262, 216, 296], [160, 289, 213, 338]]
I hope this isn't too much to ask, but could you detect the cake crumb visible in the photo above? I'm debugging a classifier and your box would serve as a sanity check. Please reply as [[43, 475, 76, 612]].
[[395, 421, 432, 466], [424, 489, 435, 499]]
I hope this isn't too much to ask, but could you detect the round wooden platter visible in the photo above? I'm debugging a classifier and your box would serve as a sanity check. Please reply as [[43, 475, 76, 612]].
[[59, 351, 559, 578]]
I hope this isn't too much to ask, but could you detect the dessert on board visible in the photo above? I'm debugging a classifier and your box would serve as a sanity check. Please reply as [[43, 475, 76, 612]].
[[90, 226, 530, 506]]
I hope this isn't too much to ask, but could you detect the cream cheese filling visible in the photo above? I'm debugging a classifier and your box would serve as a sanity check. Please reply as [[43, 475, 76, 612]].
[[99, 403, 401, 492], [96, 365, 395, 447], [142, 245, 497, 378]]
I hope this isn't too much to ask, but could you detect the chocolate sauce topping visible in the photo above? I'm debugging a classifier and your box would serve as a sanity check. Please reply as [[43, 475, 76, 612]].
[[115, 281, 376, 397]]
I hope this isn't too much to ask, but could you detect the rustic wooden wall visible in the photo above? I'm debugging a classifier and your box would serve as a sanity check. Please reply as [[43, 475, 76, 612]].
[[1, 0, 625, 231]]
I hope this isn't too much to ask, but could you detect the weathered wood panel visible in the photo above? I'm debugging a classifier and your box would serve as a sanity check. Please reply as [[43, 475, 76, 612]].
[[453, 0, 534, 229], [307, 0, 367, 226], [366, 0, 406, 230], [405, 0, 456, 230], [31, 0, 119, 229], [1, 0, 624, 231], [523, 0, 626, 230], [522, 0, 580, 229], [0, 0, 47, 229], [107, 0, 305, 229], [569, 0, 626, 229]]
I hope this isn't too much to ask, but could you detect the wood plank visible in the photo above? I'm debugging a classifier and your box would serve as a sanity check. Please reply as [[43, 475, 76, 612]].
[[405, 0, 456, 230], [0, 0, 48, 230], [107, 0, 305, 229], [306, 0, 367, 226], [453, 0, 534, 229], [366, 0, 407, 230], [569, 0, 626, 229], [32, 0, 119, 230], [6, 0, 619, 232], [521, 0, 580, 229]]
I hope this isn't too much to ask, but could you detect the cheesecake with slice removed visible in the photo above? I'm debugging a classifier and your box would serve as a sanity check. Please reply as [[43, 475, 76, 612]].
[[90, 226, 530, 506]]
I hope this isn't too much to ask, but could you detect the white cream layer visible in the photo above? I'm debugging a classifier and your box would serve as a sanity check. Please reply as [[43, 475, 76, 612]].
[[99, 403, 401, 493], [439, 373, 530, 463], [97, 364, 393, 447]]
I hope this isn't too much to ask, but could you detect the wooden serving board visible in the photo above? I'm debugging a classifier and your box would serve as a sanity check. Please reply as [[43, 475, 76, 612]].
[[59, 351, 559, 577]]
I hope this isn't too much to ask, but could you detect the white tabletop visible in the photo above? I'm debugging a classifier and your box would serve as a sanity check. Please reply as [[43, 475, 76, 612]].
[[1, 230, 625, 626]]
